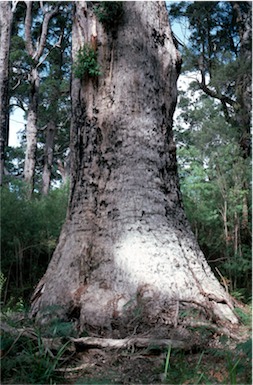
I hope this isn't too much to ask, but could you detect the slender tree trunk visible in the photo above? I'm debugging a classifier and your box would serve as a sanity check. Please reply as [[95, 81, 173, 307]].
[[222, 200, 233, 289], [31, 2, 237, 333], [42, 120, 56, 195], [0, 1, 13, 185], [24, 67, 39, 192], [57, 159, 68, 185], [223, 200, 229, 248]]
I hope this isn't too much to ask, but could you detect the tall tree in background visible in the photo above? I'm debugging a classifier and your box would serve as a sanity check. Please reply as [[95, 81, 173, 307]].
[[31, 2, 237, 334], [39, 8, 71, 194], [0, 1, 16, 185], [169, 1, 252, 157], [23, 1, 59, 194], [6, 1, 71, 192]]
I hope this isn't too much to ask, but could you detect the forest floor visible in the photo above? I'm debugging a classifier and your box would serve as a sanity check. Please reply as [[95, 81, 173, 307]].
[[1, 304, 252, 385], [65, 323, 251, 385]]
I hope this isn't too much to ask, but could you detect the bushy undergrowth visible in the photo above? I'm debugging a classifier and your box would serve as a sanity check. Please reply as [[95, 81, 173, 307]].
[[1, 181, 69, 305]]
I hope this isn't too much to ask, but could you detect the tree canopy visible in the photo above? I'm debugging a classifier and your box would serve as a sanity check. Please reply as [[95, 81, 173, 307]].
[[169, 1, 252, 156]]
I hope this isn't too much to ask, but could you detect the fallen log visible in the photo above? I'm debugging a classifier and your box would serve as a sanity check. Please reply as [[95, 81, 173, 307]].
[[72, 336, 188, 351]]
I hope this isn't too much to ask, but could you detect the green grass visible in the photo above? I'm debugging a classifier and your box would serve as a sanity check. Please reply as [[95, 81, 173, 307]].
[[161, 341, 252, 385], [1, 310, 72, 384], [1, 331, 70, 384]]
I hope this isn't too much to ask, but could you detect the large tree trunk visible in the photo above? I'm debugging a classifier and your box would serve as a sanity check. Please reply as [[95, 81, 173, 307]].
[[31, 2, 237, 333], [0, 1, 13, 186]]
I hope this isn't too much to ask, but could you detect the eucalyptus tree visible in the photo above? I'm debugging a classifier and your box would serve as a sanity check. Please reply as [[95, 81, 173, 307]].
[[8, 1, 71, 192], [169, 1, 252, 157], [38, 6, 72, 194], [31, 2, 238, 334], [23, 1, 60, 195], [0, 1, 17, 185]]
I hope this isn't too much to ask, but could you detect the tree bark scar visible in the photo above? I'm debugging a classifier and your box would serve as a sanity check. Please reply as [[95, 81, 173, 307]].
[[90, 35, 97, 52]]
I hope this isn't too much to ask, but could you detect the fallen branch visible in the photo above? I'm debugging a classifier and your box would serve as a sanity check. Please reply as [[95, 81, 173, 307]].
[[72, 336, 187, 351]]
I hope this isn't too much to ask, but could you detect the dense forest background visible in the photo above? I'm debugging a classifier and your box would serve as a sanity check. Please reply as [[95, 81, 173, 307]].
[[1, 1, 251, 309]]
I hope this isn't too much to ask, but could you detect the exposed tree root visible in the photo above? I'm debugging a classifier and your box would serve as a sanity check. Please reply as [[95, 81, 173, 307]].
[[72, 336, 188, 351]]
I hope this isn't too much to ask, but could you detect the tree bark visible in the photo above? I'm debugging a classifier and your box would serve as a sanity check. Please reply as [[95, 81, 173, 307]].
[[42, 120, 57, 195], [0, 1, 13, 186], [24, 67, 39, 191], [31, 2, 238, 333]]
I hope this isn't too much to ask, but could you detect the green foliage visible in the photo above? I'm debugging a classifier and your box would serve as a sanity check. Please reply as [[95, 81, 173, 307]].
[[234, 307, 252, 326], [236, 339, 252, 361], [73, 44, 101, 79], [169, 0, 252, 160], [94, 2, 123, 31], [1, 330, 69, 384], [1, 181, 69, 304], [225, 340, 252, 385], [175, 91, 252, 299]]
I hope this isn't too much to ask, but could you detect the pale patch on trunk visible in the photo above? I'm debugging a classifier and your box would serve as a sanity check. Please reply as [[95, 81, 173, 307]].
[[31, 1, 238, 332]]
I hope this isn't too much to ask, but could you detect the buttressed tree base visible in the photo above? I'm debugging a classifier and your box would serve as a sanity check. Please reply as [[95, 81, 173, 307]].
[[31, 2, 238, 335]]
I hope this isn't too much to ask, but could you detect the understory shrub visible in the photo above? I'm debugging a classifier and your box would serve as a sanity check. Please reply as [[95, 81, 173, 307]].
[[1, 181, 69, 305]]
